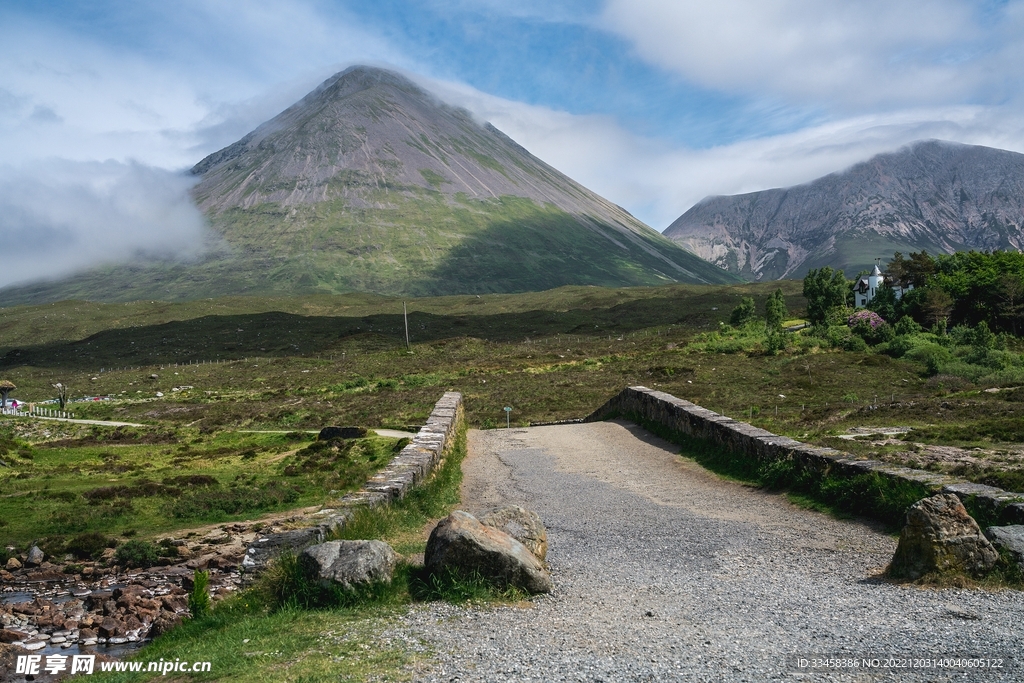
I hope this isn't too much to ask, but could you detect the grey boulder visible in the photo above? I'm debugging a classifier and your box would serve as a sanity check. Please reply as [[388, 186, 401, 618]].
[[480, 505, 548, 560], [298, 540, 398, 590], [25, 546, 44, 567], [888, 494, 999, 580], [985, 525, 1024, 573], [426, 510, 552, 594]]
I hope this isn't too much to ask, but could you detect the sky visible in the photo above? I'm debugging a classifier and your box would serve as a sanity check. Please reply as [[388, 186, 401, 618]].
[[4, 0, 1024, 288]]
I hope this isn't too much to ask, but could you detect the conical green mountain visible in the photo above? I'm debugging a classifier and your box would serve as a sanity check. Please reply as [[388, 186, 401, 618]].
[[0, 66, 734, 306]]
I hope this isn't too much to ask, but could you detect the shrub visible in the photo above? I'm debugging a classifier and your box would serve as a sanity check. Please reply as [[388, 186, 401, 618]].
[[979, 367, 1024, 388], [163, 474, 219, 488], [848, 309, 886, 330], [882, 335, 915, 358], [188, 570, 211, 618], [764, 331, 786, 355], [730, 297, 756, 326], [905, 343, 953, 376], [894, 316, 922, 336], [841, 335, 868, 352], [936, 360, 986, 382], [167, 482, 300, 520], [925, 374, 975, 393], [114, 540, 160, 568], [65, 532, 115, 560]]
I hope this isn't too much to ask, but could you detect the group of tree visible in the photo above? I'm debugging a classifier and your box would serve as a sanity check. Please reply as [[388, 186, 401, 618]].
[[803, 250, 1024, 336], [728, 289, 789, 353], [878, 250, 1024, 335]]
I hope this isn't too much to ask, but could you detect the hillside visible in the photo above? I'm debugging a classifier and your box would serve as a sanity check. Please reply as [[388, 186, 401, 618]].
[[664, 140, 1024, 280], [0, 66, 735, 306]]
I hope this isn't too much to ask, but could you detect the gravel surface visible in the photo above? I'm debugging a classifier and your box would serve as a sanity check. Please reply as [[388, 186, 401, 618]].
[[386, 420, 1024, 682]]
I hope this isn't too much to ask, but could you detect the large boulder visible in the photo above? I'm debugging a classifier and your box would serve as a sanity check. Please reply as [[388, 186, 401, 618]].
[[480, 505, 548, 560], [24, 546, 44, 567], [425, 510, 552, 594], [985, 525, 1024, 574], [298, 540, 398, 590], [888, 494, 999, 580]]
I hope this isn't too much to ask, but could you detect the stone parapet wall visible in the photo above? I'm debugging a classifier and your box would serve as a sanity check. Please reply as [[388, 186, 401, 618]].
[[243, 391, 464, 572], [587, 386, 1024, 525]]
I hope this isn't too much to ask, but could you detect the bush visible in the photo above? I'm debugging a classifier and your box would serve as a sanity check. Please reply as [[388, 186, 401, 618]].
[[894, 316, 922, 336], [188, 570, 211, 619], [114, 540, 160, 568], [905, 343, 953, 375], [936, 360, 987, 382], [730, 297, 756, 326], [163, 475, 219, 488], [978, 367, 1024, 388], [65, 532, 115, 560], [167, 482, 300, 520], [841, 335, 868, 352]]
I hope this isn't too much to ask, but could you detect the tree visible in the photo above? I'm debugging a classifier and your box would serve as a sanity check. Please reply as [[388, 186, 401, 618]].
[[997, 274, 1024, 336], [866, 281, 899, 321], [906, 250, 937, 287], [730, 297, 756, 326], [885, 252, 910, 289], [922, 288, 953, 330], [765, 289, 787, 330], [0, 380, 15, 409], [53, 383, 69, 411], [802, 267, 849, 324]]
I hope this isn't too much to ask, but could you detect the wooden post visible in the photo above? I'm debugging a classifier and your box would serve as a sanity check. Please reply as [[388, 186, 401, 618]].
[[404, 302, 410, 351]]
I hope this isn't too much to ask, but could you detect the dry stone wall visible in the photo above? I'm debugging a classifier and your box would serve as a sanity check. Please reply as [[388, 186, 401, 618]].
[[587, 386, 1024, 525], [243, 391, 464, 572]]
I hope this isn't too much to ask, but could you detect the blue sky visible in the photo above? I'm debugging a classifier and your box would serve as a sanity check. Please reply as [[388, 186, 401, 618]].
[[3, 0, 1024, 287]]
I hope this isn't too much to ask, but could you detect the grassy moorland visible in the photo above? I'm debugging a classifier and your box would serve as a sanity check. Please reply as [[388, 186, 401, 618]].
[[0, 426, 413, 552], [3, 280, 1024, 680], [2, 279, 1024, 531]]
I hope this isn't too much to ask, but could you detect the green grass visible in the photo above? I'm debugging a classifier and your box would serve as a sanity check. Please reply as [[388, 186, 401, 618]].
[[0, 427, 403, 551], [4, 281, 1024, 522], [0, 190, 736, 307], [627, 416, 928, 529], [333, 427, 466, 554], [92, 598, 423, 683], [91, 420, 526, 682]]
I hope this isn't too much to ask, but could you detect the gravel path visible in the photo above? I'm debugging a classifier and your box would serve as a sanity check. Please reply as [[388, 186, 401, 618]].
[[387, 420, 1024, 682]]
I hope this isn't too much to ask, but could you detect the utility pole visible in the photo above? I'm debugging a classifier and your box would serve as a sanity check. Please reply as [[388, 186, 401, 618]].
[[404, 302, 410, 351]]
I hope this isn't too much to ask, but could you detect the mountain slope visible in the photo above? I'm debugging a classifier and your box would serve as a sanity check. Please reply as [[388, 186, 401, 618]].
[[0, 66, 734, 306], [664, 140, 1024, 280]]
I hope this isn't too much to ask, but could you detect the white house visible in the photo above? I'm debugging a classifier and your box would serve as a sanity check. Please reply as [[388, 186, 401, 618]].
[[853, 265, 912, 307]]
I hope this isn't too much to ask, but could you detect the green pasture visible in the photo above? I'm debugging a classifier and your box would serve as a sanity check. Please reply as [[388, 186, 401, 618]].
[[0, 427, 404, 550]]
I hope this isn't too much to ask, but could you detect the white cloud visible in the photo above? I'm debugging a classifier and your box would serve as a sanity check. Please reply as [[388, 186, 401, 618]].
[[4, 0, 1024, 291], [0, 3, 406, 169], [600, 0, 1023, 110], [0, 161, 208, 289], [422, 72, 1024, 228]]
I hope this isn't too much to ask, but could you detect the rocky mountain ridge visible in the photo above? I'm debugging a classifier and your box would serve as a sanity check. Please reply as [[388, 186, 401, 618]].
[[664, 140, 1024, 280]]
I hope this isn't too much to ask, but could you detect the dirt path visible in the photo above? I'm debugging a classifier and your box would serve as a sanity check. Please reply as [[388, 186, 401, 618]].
[[388, 420, 1024, 682]]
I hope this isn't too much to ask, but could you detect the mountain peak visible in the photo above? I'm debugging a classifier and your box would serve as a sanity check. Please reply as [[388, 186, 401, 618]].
[[665, 140, 1024, 281], [0, 66, 736, 305]]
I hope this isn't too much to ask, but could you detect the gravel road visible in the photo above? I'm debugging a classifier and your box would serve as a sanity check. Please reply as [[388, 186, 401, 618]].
[[387, 420, 1024, 682]]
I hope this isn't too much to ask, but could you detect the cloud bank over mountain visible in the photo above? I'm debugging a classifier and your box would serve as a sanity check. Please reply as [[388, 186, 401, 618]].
[[5, 0, 1024, 283], [0, 161, 207, 289]]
